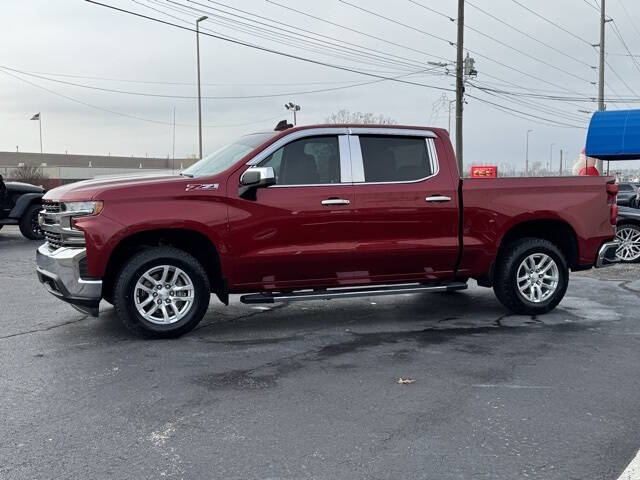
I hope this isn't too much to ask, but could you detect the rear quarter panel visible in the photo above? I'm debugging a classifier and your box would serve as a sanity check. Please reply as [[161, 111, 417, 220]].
[[460, 176, 616, 277]]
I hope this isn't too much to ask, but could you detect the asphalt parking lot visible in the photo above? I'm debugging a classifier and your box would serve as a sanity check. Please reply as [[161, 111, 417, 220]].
[[1, 225, 640, 480]]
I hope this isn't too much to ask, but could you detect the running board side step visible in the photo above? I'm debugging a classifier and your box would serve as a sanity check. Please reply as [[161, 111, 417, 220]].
[[240, 282, 468, 304]]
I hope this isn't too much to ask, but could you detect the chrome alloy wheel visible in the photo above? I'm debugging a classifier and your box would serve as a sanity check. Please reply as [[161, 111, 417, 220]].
[[134, 265, 195, 325], [616, 227, 640, 262], [516, 253, 559, 303]]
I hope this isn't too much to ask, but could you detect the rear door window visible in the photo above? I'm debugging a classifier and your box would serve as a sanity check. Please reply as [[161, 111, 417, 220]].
[[359, 136, 432, 182]]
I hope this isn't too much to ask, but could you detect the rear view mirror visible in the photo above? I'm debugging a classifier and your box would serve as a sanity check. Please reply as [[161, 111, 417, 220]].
[[239, 167, 275, 199]]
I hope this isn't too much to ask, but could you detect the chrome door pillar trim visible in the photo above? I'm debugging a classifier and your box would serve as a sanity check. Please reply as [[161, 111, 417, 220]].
[[338, 134, 352, 183], [348, 135, 366, 183]]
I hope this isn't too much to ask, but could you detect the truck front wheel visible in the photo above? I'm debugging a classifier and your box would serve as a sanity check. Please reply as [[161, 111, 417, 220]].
[[493, 238, 568, 315], [113, 246, 211, 338], [19, 204, 44, 240]]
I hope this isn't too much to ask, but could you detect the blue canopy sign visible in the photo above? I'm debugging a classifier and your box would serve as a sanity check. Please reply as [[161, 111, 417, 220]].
[[586, 109, 640, 161]]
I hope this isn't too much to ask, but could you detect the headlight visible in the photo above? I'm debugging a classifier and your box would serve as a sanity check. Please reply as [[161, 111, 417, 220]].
[[62, 201, 104, 216]]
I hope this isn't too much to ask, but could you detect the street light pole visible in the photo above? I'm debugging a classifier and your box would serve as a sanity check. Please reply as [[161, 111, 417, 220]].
[[196, 15, 208, 160], [549, 142, 556, 175], [285, 102, 301, 125], [525, 129, 533, 176]]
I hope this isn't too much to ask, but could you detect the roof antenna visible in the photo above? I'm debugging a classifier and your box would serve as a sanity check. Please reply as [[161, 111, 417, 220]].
[[274, 120, 293, 131]]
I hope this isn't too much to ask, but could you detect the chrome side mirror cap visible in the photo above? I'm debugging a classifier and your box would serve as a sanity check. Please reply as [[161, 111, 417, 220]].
[[239, 167, 276, 199]]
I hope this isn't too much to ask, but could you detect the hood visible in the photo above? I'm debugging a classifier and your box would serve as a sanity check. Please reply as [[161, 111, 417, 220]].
[[43, 171, 185, 201], [6, 181, 45, 194]]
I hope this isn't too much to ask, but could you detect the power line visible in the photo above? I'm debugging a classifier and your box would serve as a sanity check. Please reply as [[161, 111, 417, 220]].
[[336, 0, 455, 46], [335, 0, 595, 97], [159, 0, 433, 73], [615, 0, 640, 42], [139, 0, 424, 73], [609, 19, 640, 77], [0, 68, 283, 128], [510, 0, 595, 46], [464, 0, 594, 68], [83, 0, 456, 94], [84, 1, 601, 128], [406, 0, 595, 84], [467, 91, 588, 129], [265, 0, 454, 65], [0, 64, 444, 100]]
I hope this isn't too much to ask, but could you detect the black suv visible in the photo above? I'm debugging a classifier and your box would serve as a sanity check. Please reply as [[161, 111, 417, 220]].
[[0, 175, 45, 240]]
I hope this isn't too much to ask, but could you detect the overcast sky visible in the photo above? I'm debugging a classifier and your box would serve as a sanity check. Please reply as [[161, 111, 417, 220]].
[[2, 0, 640, 170]]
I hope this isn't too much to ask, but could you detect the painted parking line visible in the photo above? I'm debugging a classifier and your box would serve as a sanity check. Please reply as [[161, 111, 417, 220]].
[[618, 449, 640, 480]]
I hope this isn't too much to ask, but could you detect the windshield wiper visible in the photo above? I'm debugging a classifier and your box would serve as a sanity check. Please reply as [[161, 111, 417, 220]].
[[179, 172, 194, 178]]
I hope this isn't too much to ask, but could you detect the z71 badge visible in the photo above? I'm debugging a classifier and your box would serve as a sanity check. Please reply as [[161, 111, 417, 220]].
[[185, 183, 219, 192]]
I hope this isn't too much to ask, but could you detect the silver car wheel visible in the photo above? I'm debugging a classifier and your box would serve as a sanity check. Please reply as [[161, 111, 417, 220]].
[[516, 253, 559, 303], [134, 265, 195, 325], [616, 227, 640, 262]]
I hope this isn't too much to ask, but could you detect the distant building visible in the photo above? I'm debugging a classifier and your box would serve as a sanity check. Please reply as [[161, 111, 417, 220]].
[[0, 151, 197, 189]]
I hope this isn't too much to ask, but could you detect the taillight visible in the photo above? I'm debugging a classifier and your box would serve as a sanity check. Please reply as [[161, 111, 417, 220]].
[[607, 181, 618, 225]]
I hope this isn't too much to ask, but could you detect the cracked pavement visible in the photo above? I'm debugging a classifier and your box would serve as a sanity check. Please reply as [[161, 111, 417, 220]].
[[1, 225, 640, 479]]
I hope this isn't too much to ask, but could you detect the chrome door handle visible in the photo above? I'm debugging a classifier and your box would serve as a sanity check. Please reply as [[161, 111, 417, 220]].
[[425, 195, 451, 203], [321, 198, 350, 206]]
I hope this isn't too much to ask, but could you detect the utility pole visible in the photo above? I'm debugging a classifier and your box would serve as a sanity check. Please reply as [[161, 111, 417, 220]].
[[596, 0, 609, 174], [455, 0, 464, 175], [559, 149, 564, 176], [172, 106, 176, 173], [196, 15, 208, 160], [549, 143, 556, 175], [525, 129, 533, 176]]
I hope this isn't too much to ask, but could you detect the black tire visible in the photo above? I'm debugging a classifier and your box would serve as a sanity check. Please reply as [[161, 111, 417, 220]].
[[615, 223, 640, 263], [493, 238, 568, 315], [19, 204, 44, 240], [113, 246, 211, 338]]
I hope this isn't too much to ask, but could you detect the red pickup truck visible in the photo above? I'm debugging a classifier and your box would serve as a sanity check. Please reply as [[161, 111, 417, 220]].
[[36, 124, 620, 337]]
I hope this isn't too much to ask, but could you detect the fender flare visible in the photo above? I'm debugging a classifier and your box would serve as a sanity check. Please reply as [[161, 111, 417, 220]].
[[9, 193, 43, 219]]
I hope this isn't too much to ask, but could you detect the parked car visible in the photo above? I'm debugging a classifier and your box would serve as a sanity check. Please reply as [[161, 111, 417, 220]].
[[0, 175, 45, 240], [36, 124, 619, 337], [616, 205, 640, 262], [616, 183, 638, 206]]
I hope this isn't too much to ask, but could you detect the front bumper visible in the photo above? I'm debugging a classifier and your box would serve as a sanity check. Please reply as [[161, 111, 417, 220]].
[[36, 244, 102, 317], [595, 241, 620, 268]]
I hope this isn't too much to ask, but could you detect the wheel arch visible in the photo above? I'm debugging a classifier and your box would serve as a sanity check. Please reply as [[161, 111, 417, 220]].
[[476, 219, 580, 287], [9, 193, 43, 219], [498, 219, 579, 269], [102, 228, 226, 304]]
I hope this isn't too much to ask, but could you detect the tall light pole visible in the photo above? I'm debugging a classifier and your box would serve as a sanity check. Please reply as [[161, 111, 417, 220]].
[[285, 102, 301, 125], [549, 142, 556, 175], [196, 15, 208, 159], [525, 129, 533, 176]]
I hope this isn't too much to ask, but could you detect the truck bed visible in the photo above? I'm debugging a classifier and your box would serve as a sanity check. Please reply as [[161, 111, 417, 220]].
[[458, 175, 617, 279]]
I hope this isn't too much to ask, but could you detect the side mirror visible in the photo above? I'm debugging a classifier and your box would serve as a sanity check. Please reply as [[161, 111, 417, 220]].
[[239, 167, 276, 199]]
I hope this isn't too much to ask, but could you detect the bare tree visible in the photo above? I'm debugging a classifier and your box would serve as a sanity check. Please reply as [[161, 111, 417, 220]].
[[325, 109, 397, 125], [10, 165, 48, 186]]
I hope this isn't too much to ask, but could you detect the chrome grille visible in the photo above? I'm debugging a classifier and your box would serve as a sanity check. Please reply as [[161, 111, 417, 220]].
[[43, 201, 61, 213], [45, 231, 63, 250]]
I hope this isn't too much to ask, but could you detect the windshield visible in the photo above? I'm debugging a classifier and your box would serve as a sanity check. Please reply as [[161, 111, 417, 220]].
[[182, 132, 275, 177]]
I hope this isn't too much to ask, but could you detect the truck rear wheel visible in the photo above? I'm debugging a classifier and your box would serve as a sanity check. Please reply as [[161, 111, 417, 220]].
[[19, 204, 44, 240], [493, 238, 568, 315], [113, 246, 211, 338]]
